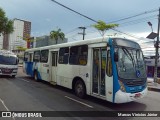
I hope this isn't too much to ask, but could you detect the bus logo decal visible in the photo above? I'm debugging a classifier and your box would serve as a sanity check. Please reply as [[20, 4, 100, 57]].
[[136, 70, 141, 78]]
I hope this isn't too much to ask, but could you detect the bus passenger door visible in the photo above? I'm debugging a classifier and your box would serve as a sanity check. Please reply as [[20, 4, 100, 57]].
[[27, 53, 33, 76], [51, 51, 58, 84], [92, 48, 106, 96]]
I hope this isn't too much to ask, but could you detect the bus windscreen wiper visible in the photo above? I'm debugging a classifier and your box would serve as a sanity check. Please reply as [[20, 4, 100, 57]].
[[122, 48, 135, 67]]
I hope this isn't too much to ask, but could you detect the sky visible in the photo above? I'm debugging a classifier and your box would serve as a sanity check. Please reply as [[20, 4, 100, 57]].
[[0, 0, 160, 56]]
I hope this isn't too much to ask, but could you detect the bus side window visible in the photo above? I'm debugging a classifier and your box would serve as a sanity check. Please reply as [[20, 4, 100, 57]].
[[24, 52, 29, 61], [40, 50, 49, 63], [69, 45, 88, 65], [69, 46, 78, 65], [59, 47, 69, 64], [33, 51, 40, 62], [28, 53, 33, 62], [107, 50, 112, 76], [79, 45, 88, 65]]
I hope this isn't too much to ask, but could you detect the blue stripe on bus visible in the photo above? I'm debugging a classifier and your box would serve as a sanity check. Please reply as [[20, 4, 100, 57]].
[[108, 38, 120, 103], [25, 62, 42, 80], [25, 62, 34, 76], [37, 70, 42, 80], [124, 84, 146, 93]]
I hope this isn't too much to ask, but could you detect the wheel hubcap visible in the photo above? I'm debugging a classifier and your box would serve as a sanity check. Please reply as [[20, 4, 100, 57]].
[[77, 84, 83, 94]]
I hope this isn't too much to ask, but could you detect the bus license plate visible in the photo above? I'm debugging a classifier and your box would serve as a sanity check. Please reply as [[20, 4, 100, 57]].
[[134, 93, 141, 98]]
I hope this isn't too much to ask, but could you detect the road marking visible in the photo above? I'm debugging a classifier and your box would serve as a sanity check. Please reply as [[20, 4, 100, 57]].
[[21, 79, 30, 83], [65, 96, 93, 108], [0, 98, 16, 120], [0, 98, 9, 111]]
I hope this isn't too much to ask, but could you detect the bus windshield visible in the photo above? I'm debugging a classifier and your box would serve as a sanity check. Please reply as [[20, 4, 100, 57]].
[[0, 55, 18, 65], [116, 47, 146, 79]]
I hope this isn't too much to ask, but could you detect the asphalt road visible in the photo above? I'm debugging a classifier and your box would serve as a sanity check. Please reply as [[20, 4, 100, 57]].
[[0, 67, 160, 120]]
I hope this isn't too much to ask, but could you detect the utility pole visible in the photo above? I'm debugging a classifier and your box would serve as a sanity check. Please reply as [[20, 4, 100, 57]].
[[78, 27, 86, 40], [154, 8, 160, 83]]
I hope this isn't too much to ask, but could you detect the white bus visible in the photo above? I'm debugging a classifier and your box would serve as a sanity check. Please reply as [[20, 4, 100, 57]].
[[23, 37, 147, 103], [0, 50, 19, 77]]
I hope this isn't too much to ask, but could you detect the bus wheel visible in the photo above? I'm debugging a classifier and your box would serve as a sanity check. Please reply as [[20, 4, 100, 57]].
[[74, 80, 86, 98], [34, 71, 39, 81], [12, 75, 16, 78]]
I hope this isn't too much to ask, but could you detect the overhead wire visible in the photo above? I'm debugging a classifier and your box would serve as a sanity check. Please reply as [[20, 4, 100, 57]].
[[65, 27, 79, 35], [51, 0, 97, 23], [50, 0, 158, 40], [119, 15, 158, 27], [108, 8, 158, 24]]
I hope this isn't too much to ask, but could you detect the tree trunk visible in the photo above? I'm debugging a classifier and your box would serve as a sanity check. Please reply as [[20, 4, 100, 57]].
[[3, 33, 9, 50]]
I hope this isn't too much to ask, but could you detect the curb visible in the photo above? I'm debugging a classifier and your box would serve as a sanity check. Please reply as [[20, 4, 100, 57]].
[[148, 87, 160, 92], [18, 65, 23, 67]]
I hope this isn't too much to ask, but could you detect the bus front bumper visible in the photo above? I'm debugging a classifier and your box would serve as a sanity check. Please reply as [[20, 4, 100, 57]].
[[114, 87, 148, 103]]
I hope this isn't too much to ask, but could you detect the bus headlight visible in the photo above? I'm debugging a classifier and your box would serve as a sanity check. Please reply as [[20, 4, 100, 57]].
[[119, 80, 126, 92]]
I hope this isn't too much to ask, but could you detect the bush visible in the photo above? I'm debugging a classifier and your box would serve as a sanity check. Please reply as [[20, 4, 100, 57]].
[[156, 78, 160, 84]]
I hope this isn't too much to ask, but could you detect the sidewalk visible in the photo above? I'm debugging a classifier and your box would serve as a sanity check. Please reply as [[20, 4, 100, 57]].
[[147, 77, 160, 92], [18, 64, 23, 67]]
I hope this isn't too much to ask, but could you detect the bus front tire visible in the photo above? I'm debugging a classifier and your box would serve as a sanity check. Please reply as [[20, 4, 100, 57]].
[[12, 75, 16, 78], [74, 80, 86, 98]]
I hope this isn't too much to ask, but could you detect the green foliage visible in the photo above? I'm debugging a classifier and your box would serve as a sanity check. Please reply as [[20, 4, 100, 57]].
[[0, 8, 6, 34], [50, 28, 65, 44], [0, 7, 14, 35], [92, 20, 118, 36], [16, 46, 28, 51], [3, 19, 14, 34]]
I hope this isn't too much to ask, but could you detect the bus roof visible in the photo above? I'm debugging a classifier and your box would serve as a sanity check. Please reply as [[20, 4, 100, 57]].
[[0, 50, 16, 56], [25, 37, 139, 52]]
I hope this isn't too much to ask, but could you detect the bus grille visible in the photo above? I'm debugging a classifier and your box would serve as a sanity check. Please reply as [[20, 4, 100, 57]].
[[125, 80, 145, 87]]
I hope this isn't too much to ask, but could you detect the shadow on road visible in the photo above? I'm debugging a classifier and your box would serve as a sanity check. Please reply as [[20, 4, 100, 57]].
[[86, 95, 147, 111], [14, 76, 147, 112]]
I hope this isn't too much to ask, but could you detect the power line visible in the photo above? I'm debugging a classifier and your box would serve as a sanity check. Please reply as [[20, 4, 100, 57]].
[[51, 0, 97, 23], [65, 27, 79, 35], [50, 0, 158, 40], [108, 9, 158, 23], [111, 28, 141, 39], [119, 15, 157, 27], [67, 34, 80, 39], [119, 18, 157, 28]]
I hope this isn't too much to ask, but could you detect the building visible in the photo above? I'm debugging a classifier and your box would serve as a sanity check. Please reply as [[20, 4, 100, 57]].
[[0, 18, 31, 50], [34, 35, 68, 48], [9, 18, 31, 50], [23, 20, 31, 48], [145, 58, 160, 78]]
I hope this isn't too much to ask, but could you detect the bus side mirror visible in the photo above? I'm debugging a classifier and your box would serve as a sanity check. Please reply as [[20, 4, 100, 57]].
[[17, 58, 19, 64], [114, 52, 118, 62]]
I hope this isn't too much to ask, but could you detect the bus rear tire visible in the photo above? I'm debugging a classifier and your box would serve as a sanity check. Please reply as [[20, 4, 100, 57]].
[[74, 80, 86, 98]]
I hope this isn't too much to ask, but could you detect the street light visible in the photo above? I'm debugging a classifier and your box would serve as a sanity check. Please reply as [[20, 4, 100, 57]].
[[147, 22, 158, 39], [147, 9, 160, 84], [148, 21, 153, 32], [146, 8, 160, 84]]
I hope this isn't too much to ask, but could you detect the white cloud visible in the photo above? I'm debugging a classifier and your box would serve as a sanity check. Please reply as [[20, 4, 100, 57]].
[[45, 18, 51, 22]]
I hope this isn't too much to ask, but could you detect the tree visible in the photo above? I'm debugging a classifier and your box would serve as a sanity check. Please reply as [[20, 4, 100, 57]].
[[50, 28, 65, 44], [0, 8, 14, 35], [0, 8, 5, 34], [0, 8, 14, 49], [92, 20, 118, 37]]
